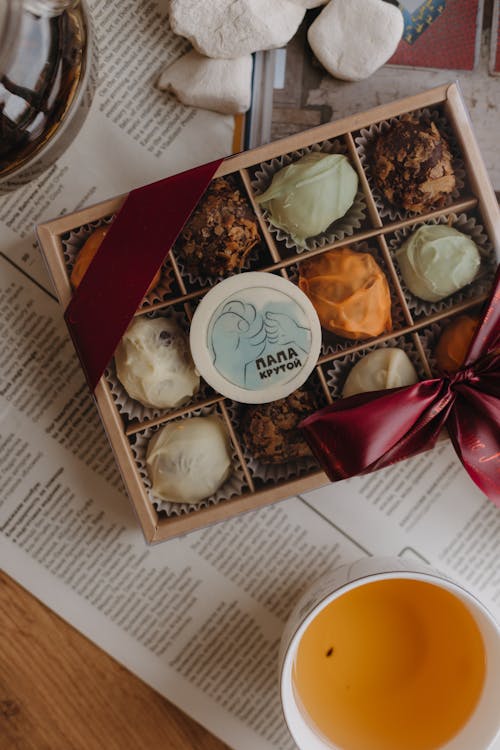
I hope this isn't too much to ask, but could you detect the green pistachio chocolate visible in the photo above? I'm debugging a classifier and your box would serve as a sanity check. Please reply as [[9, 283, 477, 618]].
[[396, 225, 481, 302], [255, 152, 358, 247]]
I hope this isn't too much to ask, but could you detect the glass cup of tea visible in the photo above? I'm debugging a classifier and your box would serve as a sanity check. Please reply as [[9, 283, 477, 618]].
[[0, 0, 95, 191], [280, 557, 500, 750]]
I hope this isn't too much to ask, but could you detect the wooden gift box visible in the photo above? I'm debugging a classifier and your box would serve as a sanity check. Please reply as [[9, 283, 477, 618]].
[[37, 83, 500, 543]]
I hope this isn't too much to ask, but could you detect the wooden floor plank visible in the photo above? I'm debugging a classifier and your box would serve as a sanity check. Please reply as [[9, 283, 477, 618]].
[[0, 572, 229, 750]]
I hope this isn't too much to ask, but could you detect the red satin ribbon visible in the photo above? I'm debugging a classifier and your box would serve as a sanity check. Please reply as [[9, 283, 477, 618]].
[[64, 158, 224, 391], [301, 266, 500, 505]]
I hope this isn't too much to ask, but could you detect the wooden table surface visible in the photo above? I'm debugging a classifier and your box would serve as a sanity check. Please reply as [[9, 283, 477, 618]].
[[0, 571, 229, 750]]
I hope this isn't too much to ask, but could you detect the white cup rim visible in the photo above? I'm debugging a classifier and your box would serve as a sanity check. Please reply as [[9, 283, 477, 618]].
[[280, 560, 500, 750]]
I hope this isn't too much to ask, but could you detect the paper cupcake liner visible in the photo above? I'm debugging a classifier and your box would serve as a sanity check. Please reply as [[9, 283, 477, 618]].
[[250, 139, 367, 253], [129, 403, 248, 517], [104, 307, 213, 426], [285, 242, 406, 356], [225, 373, 325, 485], [388, 212, 496, 318], [171, 238, 270, 291], [355, 108, 466, 223], [61, 218, 175, 307], [324, 334, 428, 399]]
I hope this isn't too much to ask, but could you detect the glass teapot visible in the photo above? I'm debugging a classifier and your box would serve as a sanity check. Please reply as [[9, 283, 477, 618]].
[[0, 0, 94, 190]]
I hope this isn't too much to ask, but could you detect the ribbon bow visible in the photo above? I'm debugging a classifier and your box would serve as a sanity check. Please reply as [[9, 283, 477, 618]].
[[301, 267, 500, 506]]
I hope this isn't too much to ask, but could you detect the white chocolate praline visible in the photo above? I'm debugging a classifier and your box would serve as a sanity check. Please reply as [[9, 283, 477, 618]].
[[114, 317, 199, 409], [342, 348, 418, 397], [146, 416, 232, 504], [396, 225, 481, 302]]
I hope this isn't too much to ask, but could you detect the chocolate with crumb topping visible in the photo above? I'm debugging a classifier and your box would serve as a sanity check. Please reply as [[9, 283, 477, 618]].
[[242, 389, 318, 464], [175, 175, 262, 277], [371, 114, 456, 214]]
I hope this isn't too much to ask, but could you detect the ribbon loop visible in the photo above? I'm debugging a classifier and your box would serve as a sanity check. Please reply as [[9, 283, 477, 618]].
[[301, 267, 500, 505]]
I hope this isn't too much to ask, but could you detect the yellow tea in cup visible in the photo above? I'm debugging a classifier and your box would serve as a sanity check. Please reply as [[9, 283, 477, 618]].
[[280, 558, 500, 750], [292, 578, 485, 750]]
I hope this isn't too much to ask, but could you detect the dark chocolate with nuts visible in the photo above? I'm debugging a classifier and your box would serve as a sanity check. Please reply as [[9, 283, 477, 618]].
[[242, 388, 318, 464], [175, 175, 262, 277], [371, 114, 456, 214]]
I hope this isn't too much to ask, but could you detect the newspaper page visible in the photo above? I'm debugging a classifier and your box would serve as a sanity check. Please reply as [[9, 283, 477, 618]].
[[1, 5, 500, 750]]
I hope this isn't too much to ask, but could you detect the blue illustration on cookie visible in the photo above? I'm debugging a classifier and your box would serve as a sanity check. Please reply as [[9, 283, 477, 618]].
[[210, 298, 311, 389], [264, 310, 310, 354], [210, 300, 267, 387]]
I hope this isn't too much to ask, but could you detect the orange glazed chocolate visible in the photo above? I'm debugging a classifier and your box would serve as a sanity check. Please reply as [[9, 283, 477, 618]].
[[435, 315, 479, 373], [70, 226, 162, 293], [298, 247, 392, 340]]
